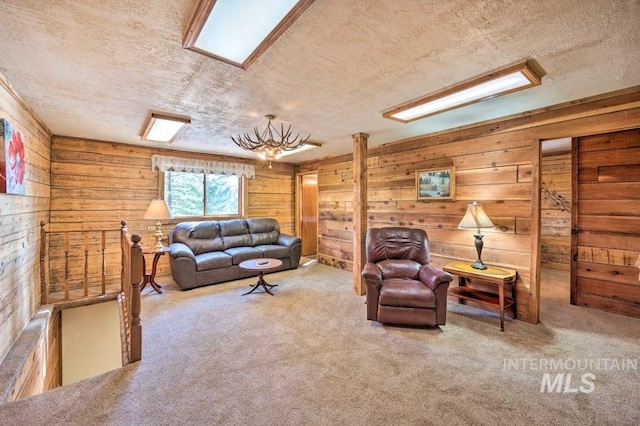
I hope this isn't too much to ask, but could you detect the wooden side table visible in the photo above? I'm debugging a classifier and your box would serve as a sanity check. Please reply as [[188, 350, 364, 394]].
[[443, 261, 516, 331], [141, 247, 169, 294]]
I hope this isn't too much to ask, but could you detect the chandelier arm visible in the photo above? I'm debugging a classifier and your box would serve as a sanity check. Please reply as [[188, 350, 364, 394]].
[[230, 114, 312, 159]]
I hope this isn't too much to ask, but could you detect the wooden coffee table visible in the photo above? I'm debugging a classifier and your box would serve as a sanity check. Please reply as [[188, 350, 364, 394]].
[[239, 258, 283, 296]]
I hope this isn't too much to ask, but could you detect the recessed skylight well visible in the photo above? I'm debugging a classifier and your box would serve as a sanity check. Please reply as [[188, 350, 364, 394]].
[[383, 61, 542, 123], [183, 0, 315, 69], [142, 113, 191, 143]]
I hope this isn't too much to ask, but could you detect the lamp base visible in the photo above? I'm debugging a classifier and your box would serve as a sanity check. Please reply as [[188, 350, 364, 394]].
[[470, 259, 487, 270], [153, 222, 164, 251]]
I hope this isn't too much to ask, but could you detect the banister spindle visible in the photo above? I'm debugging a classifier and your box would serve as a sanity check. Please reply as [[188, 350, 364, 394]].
[[84, 231, 89, 297], [64, 233, 70, 301], [102, 230, 107, 294]]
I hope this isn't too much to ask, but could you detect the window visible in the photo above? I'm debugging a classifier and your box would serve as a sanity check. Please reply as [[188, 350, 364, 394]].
[[164, 171, 242, 217]]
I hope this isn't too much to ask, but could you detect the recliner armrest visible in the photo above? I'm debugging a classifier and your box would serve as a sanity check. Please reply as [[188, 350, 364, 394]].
[[277, 233, 301, 248], [169, 242, 196, 262], [362, 262, 383, 289], [419, 264, 453, 291]]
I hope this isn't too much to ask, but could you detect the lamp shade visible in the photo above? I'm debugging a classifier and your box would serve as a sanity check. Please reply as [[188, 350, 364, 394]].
[[458, 201, 494, 231], [143, 199, 173, 220]]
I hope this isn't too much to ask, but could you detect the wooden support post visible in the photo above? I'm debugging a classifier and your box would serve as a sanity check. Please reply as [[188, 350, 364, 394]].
[[130, 234, 143, 362], [352, 132, 369, 296]]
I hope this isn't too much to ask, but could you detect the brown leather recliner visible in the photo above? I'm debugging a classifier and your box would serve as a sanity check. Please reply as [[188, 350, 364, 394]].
[[362, 227, 453, 327]]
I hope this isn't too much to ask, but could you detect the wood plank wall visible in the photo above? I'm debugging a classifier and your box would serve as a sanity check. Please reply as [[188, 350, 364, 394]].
[[541, 152, 571, 270], [50, 137, 295, 286], [574, 129, 640, 318], [297, 88, 640, 324], [0, 74, 51, 365]]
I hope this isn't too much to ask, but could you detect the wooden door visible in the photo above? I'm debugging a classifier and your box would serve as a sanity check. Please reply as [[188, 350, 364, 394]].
[[571, 128, 640, 318], [299, 174, 318, 256]]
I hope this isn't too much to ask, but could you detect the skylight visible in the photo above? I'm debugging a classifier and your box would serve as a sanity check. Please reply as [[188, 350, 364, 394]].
[[183, 0, 314, 69]]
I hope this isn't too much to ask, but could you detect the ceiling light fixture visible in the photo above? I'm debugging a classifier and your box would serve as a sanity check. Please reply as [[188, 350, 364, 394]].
[[383, 61, 542, 123], [183, 0, 315, 70], [141, 113, 191, 143], [231, 114, 314, 168]]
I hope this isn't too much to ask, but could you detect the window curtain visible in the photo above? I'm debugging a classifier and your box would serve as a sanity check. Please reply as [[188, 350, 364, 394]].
[[151, 155, 255, 178]]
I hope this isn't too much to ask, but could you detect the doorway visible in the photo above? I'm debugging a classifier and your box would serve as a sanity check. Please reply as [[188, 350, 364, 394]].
[[539, 138, 573, 319], [296, 172, 318, 257]]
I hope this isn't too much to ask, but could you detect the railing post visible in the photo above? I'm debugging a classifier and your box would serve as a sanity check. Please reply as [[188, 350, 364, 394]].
[[121, 220, 128, 293], [130, 234, 143, 362]]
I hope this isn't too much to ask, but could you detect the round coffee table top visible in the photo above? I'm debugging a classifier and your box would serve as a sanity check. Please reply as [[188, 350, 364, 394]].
[[239, 258, 283, 271]]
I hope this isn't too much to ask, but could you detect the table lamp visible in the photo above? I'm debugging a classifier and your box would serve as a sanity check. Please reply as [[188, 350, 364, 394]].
[[143, 199, 173, 250], [458, 201, 494, 270]]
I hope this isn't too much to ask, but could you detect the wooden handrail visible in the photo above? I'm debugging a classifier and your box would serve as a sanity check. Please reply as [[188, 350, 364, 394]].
[[40, 223, 124, 303], [39, 221, 144, 363]]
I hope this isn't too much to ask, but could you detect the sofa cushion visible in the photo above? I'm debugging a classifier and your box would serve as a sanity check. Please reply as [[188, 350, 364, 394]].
[[247, 218, 280, 245], [378, 278, 436, 309], [255, 244, 290, 259], [219, 219, 253, 248], [195, 251, 233, 272], [171, 222, 224, 255], [224, 247, 263, 265]]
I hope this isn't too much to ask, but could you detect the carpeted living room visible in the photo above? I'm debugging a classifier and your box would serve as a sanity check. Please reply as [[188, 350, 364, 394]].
[[1, 1, 640, 425], [1, 261, 639, 425]]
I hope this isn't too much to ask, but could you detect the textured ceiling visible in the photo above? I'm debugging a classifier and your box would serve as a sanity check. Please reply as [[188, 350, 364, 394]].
[[0, 0, 638, 163]]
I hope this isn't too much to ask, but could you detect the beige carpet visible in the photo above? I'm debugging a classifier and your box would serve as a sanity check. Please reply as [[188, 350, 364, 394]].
[[0, 263, 638, 425]]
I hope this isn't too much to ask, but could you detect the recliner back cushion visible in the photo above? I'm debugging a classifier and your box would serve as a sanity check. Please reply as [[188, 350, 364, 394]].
[[219, 219, 253, 248], [377, 259, 421, 280], [247, 218, 280, 245], [366, 227, 430, 264]]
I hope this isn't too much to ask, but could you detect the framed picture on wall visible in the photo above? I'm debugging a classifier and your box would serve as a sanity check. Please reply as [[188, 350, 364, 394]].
[[416, 167, 455, 201], [1, 119, 26, 195]]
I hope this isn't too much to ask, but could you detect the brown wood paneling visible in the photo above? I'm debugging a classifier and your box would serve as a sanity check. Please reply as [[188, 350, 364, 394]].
[[574, 128, 640, 318], [540, 152, 571, 271], [0, 73, 52, 372], [297, 88, 640, 324], [50, 137, 295, 286]]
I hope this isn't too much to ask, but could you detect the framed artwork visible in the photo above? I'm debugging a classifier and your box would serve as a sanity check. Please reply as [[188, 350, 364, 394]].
[[416, 167, 455, 201], [1, 119, 26, 195]]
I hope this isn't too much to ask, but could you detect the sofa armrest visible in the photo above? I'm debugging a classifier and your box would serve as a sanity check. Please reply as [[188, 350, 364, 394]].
[[169, 242, 196, 262], [419, 264, 453, 292], [277, 233, 302, 248]]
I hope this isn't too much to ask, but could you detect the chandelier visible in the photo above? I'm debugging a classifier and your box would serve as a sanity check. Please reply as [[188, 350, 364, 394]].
[[231, 114, 310, 167]]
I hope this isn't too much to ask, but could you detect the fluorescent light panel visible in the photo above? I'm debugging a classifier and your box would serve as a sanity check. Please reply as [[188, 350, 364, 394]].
[[257, 141, 321, 160], [383, 61, 542, 123], [278, 141, 321, 158], [183, 0, 315, 69], [142, 113, 191, 143]]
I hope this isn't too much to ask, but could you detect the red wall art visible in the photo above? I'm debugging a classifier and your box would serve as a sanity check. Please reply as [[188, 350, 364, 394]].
[[1, 119, 26, 195]]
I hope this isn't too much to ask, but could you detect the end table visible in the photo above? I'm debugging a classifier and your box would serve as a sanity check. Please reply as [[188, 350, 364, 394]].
[[141, 246, 169, 294], [443, 261, 516, 331]]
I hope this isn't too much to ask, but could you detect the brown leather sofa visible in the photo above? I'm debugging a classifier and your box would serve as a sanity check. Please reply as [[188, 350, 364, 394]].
[[361, 227, 452, 327], [168, 218, 301, 290]]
